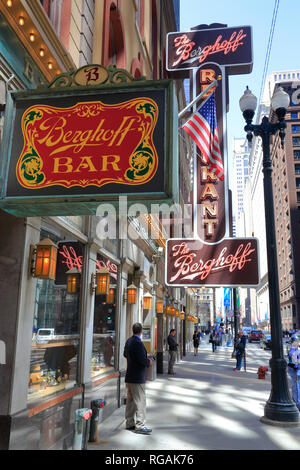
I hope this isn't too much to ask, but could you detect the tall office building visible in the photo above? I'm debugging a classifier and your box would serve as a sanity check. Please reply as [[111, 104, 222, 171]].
[[231, 137, 251, 236]]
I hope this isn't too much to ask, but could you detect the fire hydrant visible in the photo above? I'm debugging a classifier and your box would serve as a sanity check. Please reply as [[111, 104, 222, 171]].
[[257, 366, 268, 379]]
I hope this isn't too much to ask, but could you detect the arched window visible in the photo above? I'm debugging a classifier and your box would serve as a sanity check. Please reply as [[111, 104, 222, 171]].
[[103, 1, 126, 69]]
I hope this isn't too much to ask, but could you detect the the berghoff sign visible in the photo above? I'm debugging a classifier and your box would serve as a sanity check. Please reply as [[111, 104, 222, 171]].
[[166, 238, 259, 287], [167, 25, 253, 75]]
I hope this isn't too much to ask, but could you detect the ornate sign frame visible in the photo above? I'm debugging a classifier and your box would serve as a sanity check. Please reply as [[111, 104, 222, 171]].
[[0, 65, 178, 217]]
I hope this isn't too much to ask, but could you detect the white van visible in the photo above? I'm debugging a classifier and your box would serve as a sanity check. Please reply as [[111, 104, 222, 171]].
[[36, 328, 55, 344]]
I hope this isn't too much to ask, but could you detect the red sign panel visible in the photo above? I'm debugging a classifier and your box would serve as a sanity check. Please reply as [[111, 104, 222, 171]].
[[16, 98, 158, 189], [166, 238, 259, 287]]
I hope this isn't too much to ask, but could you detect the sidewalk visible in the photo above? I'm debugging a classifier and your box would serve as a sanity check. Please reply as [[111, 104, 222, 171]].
[[87, 339, 300, 451]]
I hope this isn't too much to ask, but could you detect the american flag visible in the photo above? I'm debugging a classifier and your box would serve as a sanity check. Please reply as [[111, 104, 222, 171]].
[[182, 92, 224, 180]]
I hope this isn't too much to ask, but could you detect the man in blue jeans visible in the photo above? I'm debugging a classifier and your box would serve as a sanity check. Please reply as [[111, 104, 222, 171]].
[[233, 331, 246, 371]]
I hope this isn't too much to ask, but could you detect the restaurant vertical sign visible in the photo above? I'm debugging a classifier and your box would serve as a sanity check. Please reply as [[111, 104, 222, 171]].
[[166, 24, 259, 287]]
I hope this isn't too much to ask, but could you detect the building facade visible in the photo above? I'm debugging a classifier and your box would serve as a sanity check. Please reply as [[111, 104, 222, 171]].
[[0, 0, 197, 450]]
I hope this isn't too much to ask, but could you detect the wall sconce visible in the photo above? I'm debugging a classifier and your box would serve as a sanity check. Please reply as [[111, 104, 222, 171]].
[[175, 309, 179, 317], [90, 267, 110, 295], [143, 292, 152, 310], [7, 0, 13, 7], [39, 48, 45, 57], [166, 303, 171, 315], [106, 285, 116, 304], [48, 61, 53, 70], [29, 33, 35, 42], [171, 306, 176, 316], [123, 284, 137, 304], [28, 238, 58, 280], [66, 267, 80, 294], [180, 311, 185, 320], [156, 301, 163, 313], [18, 16, 25, 26]]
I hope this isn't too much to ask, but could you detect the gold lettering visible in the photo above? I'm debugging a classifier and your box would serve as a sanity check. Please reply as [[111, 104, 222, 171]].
[[53, 157, 73, 173], [109, 117, 137, 147], [203, 219, 217, 236], [74, 156, 97, 173], [200, 183, 219, 200], [101, 155, 121, 171], [38, 117, 66, 147], [202, 201, 218, 217], [201, 166, 218, 182]]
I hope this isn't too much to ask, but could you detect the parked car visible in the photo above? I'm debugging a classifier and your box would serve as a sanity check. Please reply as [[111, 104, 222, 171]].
[[249, 330, 264, 343], [36, 328, 55, 344], [260, 334, 271, 350]]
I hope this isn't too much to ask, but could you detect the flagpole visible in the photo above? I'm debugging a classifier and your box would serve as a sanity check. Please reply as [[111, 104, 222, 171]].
[[178, 76, 221, 119]]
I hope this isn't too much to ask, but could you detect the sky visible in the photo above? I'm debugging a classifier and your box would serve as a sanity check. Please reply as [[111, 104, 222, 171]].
[[179, 0, 300, 176]]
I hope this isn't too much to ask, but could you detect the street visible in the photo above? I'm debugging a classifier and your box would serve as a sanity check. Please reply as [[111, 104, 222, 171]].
[[88, 337, 300, 451]]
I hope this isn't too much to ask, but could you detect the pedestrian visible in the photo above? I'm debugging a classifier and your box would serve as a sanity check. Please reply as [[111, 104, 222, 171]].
[[167, 329, 178, 375], [193, 330, 200, 356], [123, 322, 154, 434], [209, 329, 218, 352], [287, 337, 300, 409], [233, 330, 246, 371]]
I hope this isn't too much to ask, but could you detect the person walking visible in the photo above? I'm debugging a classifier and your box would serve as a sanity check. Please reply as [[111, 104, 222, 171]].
[[210, 329, 218, 352], [287, 337, 300, 409], [233, 331, 246, 371], [167, 329, 178, 375], [123, 322, 154, 434], [193, 330, 200, 356]]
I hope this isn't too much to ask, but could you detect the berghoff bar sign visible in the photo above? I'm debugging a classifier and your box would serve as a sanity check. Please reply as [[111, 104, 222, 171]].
[[167, 25, 253, 75], [166, 238, 259, 287], [0, 65, 178, 216]]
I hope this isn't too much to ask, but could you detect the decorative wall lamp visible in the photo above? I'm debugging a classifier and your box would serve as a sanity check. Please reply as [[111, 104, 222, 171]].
[[123, 284, 137, 304], [180, 311, 185, 321], [90, 267, 110, 295], [156, 300, 164, 313], [28, 238, 58, 280], [66, 267, 81, 294], [143, 292, 152, 310], [166, 303, 171, 315], [171, 306, 176, 316], [106, 285, 116, 304]]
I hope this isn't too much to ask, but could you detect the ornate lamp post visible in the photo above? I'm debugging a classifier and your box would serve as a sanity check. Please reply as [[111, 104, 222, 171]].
[[240, 86, 300, 424]]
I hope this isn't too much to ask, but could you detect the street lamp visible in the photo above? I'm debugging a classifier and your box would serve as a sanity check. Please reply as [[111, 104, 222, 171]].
[[240, 86, 300, 424]]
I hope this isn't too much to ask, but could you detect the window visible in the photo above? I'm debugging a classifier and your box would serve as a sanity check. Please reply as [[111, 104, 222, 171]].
[[292, 125, 300, 133], [297, 192, 300, 202], [295, 164, 300, 174], [296, 178, 300, 189], [291, 112, 298, 119], [92, 255, 118, 378], [293, 137, 300, 146], [28, 232, 83, 403], [294, 150, 300, 159]]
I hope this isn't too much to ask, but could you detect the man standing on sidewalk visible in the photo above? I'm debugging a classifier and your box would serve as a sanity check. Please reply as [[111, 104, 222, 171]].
[[167, 329, 178, 375], [124, 323, 154, 434]]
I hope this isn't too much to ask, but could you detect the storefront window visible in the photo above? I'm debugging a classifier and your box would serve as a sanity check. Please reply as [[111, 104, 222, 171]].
[[28, 232, 83, 403], [91, 255, 118, 377]]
